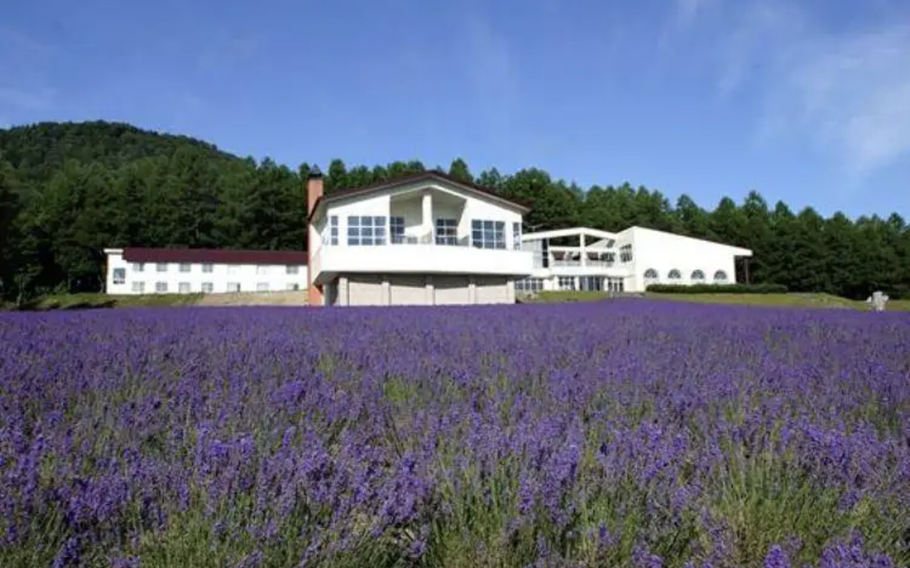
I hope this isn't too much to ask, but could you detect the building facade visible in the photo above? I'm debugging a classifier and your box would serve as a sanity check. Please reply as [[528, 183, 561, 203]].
[[519, 226, 752, 294], [103, 248, 308, 295], [306, 170, 533, 306]]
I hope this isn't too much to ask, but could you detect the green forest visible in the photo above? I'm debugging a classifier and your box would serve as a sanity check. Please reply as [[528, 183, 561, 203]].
[[1, 120, 908, 302]]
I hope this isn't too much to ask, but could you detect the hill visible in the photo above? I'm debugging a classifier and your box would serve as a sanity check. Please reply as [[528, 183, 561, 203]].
[[0, 121, 243, 183]]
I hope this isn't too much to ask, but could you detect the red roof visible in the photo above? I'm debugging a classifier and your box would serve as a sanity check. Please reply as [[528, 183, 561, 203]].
[[122, 248, 308, 264]]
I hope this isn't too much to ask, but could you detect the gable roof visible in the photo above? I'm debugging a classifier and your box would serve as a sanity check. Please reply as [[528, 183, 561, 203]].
[[120, 248, 308, 264], [308, 171, 531, 221]]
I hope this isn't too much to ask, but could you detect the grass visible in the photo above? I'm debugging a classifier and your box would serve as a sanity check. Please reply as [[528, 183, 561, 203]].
[[11, 292, 203, 311], [528, 291, 910, 311]]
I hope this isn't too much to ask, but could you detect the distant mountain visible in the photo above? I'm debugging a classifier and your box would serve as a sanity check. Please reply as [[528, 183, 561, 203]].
[[0, 120, 244, 182]]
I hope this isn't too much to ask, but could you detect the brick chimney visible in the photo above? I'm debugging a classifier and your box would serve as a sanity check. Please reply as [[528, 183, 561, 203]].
[[307, 165, 324, 216], [306, 166, 325, 307]]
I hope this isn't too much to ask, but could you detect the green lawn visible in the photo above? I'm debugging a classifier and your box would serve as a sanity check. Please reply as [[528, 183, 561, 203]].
[[12, 293, 203, 311], [527, 290, 910, 311]]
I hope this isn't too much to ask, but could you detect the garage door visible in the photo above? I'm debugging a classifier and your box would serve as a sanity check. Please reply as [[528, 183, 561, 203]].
[[475, 277, 510, 304], [434, 276, 471, 305], [347, 275, 384, 306], [389, 275, 428, 305]]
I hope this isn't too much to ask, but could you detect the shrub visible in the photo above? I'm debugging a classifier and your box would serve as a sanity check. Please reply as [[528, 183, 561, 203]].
[[646, 283, 789, 294]]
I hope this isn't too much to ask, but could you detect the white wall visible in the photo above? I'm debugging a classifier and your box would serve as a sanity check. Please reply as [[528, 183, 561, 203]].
[[105, 251, 308, 295], [623, 227, 743, 291]]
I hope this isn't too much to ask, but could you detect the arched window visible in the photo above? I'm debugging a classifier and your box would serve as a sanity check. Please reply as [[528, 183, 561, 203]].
[[668, 269, 682, 280], [714, 270, 728, 283], [644, 268, 659, 280], [691, 270, 705, 282]]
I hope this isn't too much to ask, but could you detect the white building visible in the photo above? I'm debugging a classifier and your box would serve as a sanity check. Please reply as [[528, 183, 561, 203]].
[[306, 170, 533, 306], [518, 226, 752, 294], [103, 248, 308, 295]]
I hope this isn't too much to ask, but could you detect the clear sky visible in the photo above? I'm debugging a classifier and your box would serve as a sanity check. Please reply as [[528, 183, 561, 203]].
[[2, 0, 909, 218]]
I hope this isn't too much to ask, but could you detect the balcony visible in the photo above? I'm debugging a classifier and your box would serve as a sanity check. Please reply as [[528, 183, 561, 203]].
[[314, 232, 533, 283]]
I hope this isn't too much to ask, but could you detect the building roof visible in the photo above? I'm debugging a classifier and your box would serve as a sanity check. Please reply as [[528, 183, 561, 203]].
[[308, 171, 532, 221], [118, 248, 308, 264]]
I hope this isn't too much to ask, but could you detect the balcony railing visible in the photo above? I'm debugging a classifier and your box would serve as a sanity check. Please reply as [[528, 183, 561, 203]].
[[388, 233, 481, 248]]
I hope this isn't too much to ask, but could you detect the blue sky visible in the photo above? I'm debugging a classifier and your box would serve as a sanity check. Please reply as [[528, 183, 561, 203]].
[[2, 0, 909, 218]]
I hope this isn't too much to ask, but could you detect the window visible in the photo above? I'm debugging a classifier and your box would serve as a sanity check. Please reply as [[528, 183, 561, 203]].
[[516, 278, 544, 293], [227, 282, 241, 292], [512, 222, 522, 249], [113, 268, 126, 285], [435, 218, 458, 245], [256, 265, 270, 276], [257, 283, 270, 292], [202, 263, 213, 273], [471, 220, 505, 249], [178, 282, 191, 293], [155, 282, 167, 293], [131, 281, 145, 293], [287, 283, 300, 291], [607, 277, 625, 293], [644, 268, 659, 280], [714, 270, 729, 283], [668, 269, 682, 280], [228, 265, 240, 275], [347, 216, 387, 246], [580, 276, 604, 291], [558, 276, 576, 291], [691, 270, 706, 282], [323, 215, 339, 245], [390, 216, 406, 243], [132, 262, 144, 273], [286, 265, 299, 275], [156, 263, 168, 273], [179, 263, 191, 273], [202, 282, 214, 293], [620, 244, 633, 263]]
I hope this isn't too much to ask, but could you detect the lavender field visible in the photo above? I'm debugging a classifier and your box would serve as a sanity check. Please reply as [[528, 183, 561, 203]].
[[1, 301, 909, 568]]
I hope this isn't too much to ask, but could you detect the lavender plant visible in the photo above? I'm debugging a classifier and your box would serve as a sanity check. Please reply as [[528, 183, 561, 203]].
[[1, 301, 908, 567]]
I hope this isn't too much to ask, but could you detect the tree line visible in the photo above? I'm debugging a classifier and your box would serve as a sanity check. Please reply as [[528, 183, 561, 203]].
[[1, 121, 908, 302]]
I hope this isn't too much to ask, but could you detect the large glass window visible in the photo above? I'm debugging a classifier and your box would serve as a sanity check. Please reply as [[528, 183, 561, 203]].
[[516, 278, 544, 293], [323, 216, 339, 245], [580, 276, 604, 291], [620, 244, 633, 263], [113, 268, 126, 285], [471, 220, 505, 249], [347, 216, 387, 246], [558, 276, 576, 291], [436, 218, 458, 245], [390, 216, 406, 243]]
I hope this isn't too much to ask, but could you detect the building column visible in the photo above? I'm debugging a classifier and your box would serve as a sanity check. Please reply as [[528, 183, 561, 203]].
[[426, 275, 434, 305], [381, 275, 391, 306], [579, 233, 587, 268], [468, 276, 476, 304], [507, 279, 516, 303], [339, 276, 349, 307], [421, 191, 433, 240]]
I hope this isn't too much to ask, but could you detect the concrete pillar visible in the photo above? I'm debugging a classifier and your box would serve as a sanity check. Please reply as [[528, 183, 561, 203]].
[[507, 279, 516, 303], [339, 276, 349, 307], [579, 232, 586, 268], [426, 275, 434, 305], [468, 276, 476, 304], [381, 275, 391, 306], [421, 191, 433, 240]]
